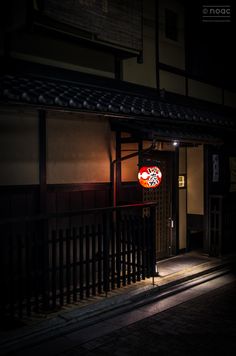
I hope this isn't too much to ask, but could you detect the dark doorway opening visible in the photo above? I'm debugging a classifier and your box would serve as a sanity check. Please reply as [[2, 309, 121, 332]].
[[187, 214, 204, 252]]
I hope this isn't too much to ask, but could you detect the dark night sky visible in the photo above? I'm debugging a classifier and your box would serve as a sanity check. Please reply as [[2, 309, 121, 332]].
[[185, 0, 236, 90]]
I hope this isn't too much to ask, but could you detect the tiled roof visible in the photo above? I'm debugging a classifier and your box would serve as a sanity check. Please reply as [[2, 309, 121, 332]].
[[113, 118, 223, 144], [0, 74, 235, 131]]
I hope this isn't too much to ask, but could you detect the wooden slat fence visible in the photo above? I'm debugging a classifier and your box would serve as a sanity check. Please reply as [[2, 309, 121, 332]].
[[0, 203, 156, 319]]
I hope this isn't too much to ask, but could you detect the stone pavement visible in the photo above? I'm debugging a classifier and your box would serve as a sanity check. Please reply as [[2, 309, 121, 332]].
[[0, 251, 235, 355], [60, 278, 236, 356]]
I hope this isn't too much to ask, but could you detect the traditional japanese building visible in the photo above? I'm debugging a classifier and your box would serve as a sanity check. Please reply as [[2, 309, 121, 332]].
[[0, 0, 236, 318]]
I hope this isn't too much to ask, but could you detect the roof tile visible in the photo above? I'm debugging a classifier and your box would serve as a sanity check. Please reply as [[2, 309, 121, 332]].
[[0, 74, 234, 130]]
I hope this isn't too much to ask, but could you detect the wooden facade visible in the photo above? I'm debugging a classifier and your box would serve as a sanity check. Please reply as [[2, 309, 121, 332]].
[[1, 0, 236, 318]]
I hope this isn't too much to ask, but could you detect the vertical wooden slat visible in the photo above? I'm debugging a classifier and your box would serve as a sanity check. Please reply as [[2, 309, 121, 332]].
[[136, 216, 141, 282], [59, 229, 64, 306], [51, 230, 57, 309], [33, 229, 40, 313], [66, 229, 71, 304], [42, 220, 49, 310], [111, 215, 115, 290], [25, 229, 31, 316], [0, 228, 6, 316], [141, 215, 146, 280], [97, 224, 102, 294], [85, 225, 90, 298], [79, 227, 84, 300], [17, 233, 23, 318], [103, 213, 109, 294], [145, 215, 151, 278], [91, 225, 96, 296], [116, 211, 121, 288], [9, 233, 15, 317], [127, 216, 131, 285], [131, 216, 136, 283], [72, 228, 77, 302], [122, 218, 126, 286]]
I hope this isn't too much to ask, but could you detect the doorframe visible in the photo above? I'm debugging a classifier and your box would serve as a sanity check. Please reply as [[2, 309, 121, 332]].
[[140, 147, 179, 258], [113, 132, 180, 258]]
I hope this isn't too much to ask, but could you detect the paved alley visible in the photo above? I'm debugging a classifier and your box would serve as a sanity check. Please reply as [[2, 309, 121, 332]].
[[61, 278, 236, 356]]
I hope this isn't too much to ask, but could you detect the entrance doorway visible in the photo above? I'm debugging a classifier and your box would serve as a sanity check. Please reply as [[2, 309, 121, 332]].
[[142, 151, 175, 259]]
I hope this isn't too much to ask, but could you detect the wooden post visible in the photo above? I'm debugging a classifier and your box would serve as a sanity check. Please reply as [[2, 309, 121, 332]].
[[38, 110, 47, 214], [172, 147, 179, 255], [38, 110, 49, 309], [116, 131, 122, 206]]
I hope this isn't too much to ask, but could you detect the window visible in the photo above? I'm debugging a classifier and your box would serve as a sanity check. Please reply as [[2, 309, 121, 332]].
[[165, 9, 178, 41]]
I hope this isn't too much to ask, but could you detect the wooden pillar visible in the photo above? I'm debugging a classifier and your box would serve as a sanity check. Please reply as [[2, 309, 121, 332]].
[[203, 145, 210, 254], [115, 131, 122, 206], [38, 110, 47, 213], [38, 110, 49, 309], [172, 147, 179, 254]]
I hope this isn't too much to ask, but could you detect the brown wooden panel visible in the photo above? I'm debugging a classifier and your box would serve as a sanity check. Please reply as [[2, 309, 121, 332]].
[[82, 190, 96, 210], [0, 193, 11, 219], [50, 183, 111, 211], [0, 183, 111, 219], [69, 191, 84, 211], [0, 185, 40, 218], [56, 192, 70, 213], [120, 182, 142, 205], [95, 190, 111, 208]]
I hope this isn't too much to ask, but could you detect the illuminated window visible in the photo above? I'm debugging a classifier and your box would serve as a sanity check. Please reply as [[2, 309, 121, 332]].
[[178, 174, 186, 188]]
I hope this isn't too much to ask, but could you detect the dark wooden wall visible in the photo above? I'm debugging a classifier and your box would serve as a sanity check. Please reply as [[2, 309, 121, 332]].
[[0, 185, 40, 218], [0, 183, 112, 218], [119, 182, 142, 205]]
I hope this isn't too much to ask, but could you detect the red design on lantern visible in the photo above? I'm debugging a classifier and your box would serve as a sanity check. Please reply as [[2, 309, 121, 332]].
[[138, 166, 162, 188]]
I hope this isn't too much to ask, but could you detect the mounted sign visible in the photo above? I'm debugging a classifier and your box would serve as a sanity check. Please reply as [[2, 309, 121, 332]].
[[138, 166, 162, 188], [212, 154, 219, 183]]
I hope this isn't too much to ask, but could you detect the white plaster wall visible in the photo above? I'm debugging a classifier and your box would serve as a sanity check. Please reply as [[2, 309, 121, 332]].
[[47, 112, 114, 184], [159, 0, 185, 69], [0, 108, 39, 185], [160, 70, 185, 95], [188, 80, 222, 104], [121, 143, 139, 182], [122, 0, 156, 88], [187, 145, 204, 215], [224, 90, 236, 108]]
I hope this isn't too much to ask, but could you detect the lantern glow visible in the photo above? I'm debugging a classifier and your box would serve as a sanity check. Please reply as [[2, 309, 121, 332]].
[[138, 166, 162, 188]]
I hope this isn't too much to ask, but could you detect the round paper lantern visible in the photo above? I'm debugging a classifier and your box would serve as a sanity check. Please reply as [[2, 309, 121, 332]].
[[138, 166, 162, 188]]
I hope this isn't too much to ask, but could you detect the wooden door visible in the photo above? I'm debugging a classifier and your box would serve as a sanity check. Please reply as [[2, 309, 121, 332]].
[[143, 151, 173, 259]]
